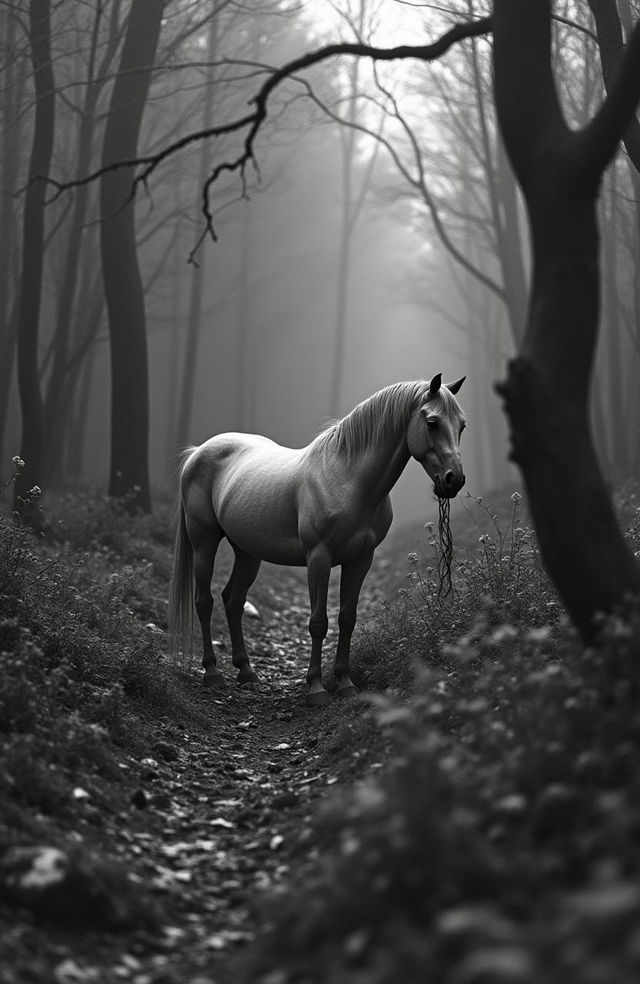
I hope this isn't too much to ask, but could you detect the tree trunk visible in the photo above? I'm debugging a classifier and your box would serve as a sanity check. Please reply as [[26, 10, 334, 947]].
[[63, 281, 104, 481], [601, 167, 628, 475], [14, 0, 55, 514], [100, 0, 164, 511], [0, 10, 25, 466], [174, 13, 218, 451], [492, 0, 640, 641], [236, 200, 254, 431], [43, 1, 105, 483]]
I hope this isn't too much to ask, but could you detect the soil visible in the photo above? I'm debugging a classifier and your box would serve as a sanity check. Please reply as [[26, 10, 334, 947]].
[[0, 542, 406, 984]]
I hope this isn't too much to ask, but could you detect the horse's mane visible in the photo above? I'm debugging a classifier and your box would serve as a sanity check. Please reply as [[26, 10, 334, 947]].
[[313, 380, 432, 459]]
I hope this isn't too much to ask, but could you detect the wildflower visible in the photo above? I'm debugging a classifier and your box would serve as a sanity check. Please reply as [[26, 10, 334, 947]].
[[478, 534, 490, 544], [511, 491, 522, 503], [490, 624, 518, 644], [476, 496, 483, 503], [407, 552, 418, 563], [28, 486, 42, 498], [12, 456, 25, 468]]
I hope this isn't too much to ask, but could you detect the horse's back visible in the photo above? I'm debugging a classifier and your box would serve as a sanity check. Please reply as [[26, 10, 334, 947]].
[[181, 433, 306, 564]]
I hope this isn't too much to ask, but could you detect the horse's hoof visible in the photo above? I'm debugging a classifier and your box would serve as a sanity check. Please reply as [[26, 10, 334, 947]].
[[237, 669, 260, 686], [203, 669, 227, 690], [306, 686, 331, 707], [337, 684, 357, 699]]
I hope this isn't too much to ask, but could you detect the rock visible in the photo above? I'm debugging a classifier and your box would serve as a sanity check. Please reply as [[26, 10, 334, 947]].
[[131, 789, 148, 809], [150, 791, 173, 810], [243, 600, 260, 619], [272, 790, 300, 809], [151, 740, 179, 762], [0, 845, 158, 930]]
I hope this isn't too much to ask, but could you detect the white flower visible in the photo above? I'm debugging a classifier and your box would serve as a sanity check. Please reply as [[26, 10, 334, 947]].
[[12, 456, 25, 468], [511, 491, 522, 502]]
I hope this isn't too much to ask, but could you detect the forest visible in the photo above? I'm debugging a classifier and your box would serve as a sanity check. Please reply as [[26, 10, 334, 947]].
[[2, 0, 640, 982]]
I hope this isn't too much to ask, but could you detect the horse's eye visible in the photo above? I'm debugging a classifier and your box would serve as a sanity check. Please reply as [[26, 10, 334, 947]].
[[427, 419, 438, 430]]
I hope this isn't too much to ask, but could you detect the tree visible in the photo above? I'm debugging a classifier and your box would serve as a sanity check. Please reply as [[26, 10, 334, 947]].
[[42, 0, 125, 485], [492, 0, 640, 639], [100, 0, 165, 510], [14, 0, 55, 513], [0, 9, 27, 466], [173, 13, 218, 452]]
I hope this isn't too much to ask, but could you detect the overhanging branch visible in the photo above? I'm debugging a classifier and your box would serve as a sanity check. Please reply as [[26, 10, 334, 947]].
[[42, 16, 491, 245]]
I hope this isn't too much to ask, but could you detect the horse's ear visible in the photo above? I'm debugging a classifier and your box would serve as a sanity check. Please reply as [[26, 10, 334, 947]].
[[429, 372, 442, 396], [445, 376, 466, 395]]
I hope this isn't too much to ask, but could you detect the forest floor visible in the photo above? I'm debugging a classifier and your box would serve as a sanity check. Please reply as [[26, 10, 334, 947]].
[[3, 485, 640, 984], [0, 502, 414, 984]]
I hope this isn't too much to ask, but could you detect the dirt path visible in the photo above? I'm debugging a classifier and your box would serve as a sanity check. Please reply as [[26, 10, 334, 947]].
[[1, 560, 390, 984]]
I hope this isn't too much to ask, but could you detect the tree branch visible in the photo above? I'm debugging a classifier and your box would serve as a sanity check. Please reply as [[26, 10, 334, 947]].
[[41, 16, 491, 244], [582, 0, 640, 176], [493, 0, 569, 194]]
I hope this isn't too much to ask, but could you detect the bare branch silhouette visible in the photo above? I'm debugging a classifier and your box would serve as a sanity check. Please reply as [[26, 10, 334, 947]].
[[41, 17, 491, 245]]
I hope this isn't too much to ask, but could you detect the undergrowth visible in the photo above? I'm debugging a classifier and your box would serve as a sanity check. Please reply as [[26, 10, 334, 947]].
[[250, 487, 640, 984], [0, 467, 178, 833]]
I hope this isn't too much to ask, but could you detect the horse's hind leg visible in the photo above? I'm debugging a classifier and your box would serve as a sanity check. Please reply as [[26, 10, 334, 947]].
[[222, 546, 261, 685], [187, 514, 224, 688]]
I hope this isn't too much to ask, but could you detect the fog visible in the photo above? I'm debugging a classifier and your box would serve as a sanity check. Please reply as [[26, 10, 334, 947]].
[[3, 0, 635, 526]]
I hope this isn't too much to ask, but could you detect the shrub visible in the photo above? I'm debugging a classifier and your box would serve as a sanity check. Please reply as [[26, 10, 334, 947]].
[[249, 490, 640, 984], [0, 465, 178, 829]]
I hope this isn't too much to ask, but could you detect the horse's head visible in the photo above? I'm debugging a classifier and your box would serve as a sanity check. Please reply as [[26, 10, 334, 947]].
[[407, 373, 466, 498]]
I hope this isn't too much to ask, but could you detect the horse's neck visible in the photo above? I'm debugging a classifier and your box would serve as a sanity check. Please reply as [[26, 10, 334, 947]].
[[350, 427, 412, 502]]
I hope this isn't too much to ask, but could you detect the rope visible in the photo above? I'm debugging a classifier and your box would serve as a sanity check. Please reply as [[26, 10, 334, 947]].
[[437, 496, 454, 603]]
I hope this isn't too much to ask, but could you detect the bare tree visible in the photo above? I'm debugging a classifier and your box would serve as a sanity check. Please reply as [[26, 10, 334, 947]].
[[0, 9, 27, 465], [100, 0, 165, 511], [493, 0, 640, 638], [14, 0, 55, 514], [174, 12, 219, 453], [43, 0, 125, 484]]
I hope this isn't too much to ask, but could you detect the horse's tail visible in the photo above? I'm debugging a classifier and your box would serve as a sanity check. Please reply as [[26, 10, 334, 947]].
[[168, 448, 197, 656]]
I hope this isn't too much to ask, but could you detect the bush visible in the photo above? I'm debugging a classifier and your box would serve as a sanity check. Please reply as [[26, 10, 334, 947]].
[[0, 467, 178, 829], [249, 490, 640, 984]]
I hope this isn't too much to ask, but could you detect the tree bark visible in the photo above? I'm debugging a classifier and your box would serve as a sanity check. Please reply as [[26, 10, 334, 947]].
[[100, 0, 164, 511], [492, 0, 640, 641], [589, 0, 640, 172], [14, 0, 55, 514], [174, 12, 218, 451], [43, 0, 119, 483], [0, 10, 25, 466]]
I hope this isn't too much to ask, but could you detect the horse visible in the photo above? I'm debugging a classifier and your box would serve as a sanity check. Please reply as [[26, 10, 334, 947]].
[[169, 373, 466, 705]]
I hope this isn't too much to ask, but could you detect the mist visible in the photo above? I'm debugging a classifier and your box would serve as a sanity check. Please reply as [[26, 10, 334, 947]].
[[2, 0, 636, 527]]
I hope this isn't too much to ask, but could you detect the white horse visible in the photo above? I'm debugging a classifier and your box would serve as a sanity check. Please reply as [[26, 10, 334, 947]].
[[169, 374, 466, 705]]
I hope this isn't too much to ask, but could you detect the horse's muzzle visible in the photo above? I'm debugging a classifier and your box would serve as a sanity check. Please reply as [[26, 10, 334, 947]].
[[434, 471, 465, 498]]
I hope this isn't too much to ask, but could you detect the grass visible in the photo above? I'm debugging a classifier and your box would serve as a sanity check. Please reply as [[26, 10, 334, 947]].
[[248, 486, 640, 984], [0, 473, 183, 836]]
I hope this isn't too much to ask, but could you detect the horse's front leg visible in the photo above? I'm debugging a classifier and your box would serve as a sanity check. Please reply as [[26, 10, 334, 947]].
[[305, 543, 332, 706], [335, 546, 374, 696]]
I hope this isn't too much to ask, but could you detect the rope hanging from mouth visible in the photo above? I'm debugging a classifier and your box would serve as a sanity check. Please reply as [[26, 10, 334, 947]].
[[437, 496, 454, 603]]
